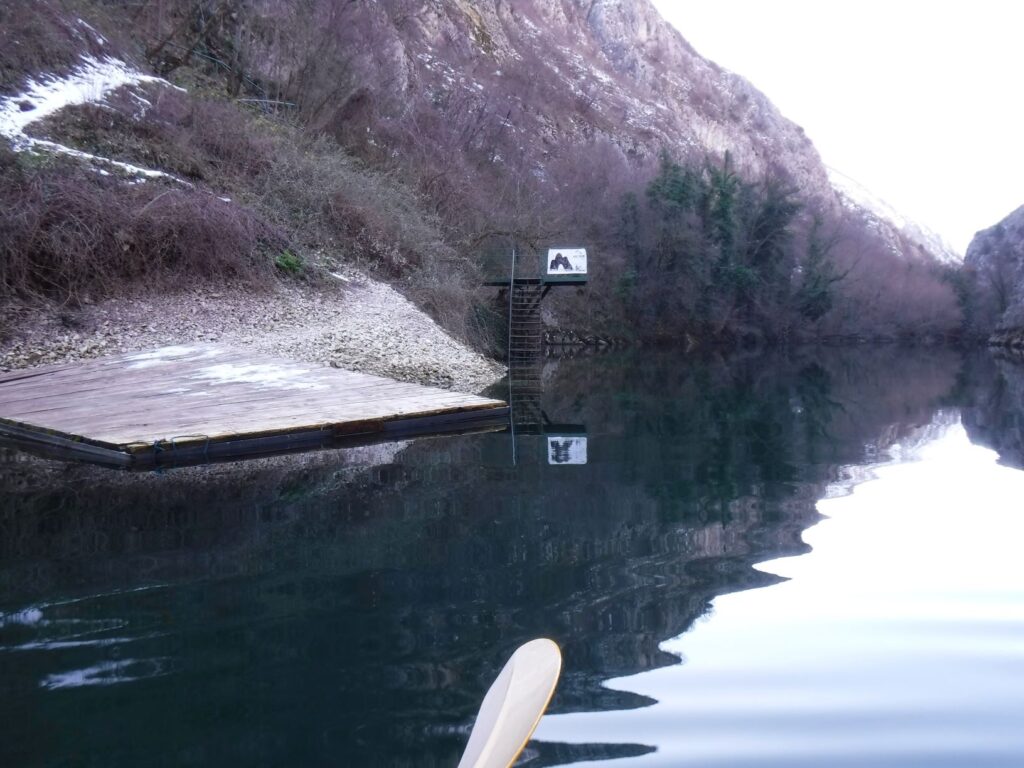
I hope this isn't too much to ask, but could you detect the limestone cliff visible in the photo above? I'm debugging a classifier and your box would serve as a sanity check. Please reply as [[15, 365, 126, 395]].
[[963, 205, 1024, 342], [299, 0, 945, 261], [1, 0, 959, 343]]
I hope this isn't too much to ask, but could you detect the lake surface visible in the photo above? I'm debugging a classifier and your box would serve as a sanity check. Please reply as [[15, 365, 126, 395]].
[[2, 347, 1024, 767]]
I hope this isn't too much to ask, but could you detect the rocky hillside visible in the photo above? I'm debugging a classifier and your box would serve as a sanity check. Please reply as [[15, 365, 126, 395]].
[[0, 0, 963, 349], [963, 205, 1024, 342], [356, 0, 834, 197], [312, 0, 940, 254], [312, 0, 960, 339]]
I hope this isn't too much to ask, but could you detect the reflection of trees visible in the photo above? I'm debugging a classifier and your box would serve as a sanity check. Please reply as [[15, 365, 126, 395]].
[[0, 347, 963, 767]]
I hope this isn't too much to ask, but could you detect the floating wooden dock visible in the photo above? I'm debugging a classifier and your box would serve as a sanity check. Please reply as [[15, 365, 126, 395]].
[[0, 345, 508, 469]]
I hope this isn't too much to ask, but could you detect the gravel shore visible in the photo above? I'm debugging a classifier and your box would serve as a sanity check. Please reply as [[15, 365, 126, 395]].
[[0, 271, 505, 393]]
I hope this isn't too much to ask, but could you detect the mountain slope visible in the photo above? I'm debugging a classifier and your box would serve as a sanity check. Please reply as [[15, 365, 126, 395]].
[[829, 168, 960, 264], [963, 205, 1024, 341], [0, 0, 963, 346], [305, 0, 947, 260], [391, 0, 834, 198]]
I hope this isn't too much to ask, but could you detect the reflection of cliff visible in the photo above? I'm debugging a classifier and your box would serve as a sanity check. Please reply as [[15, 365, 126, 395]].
[[0, 348, 963, 767], [961, 351, 1024, 469]]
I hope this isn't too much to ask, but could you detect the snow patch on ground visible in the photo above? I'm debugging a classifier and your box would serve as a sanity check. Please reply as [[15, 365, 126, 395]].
[[126, 346, 222, 369], [0, 55, 187, 182], [191, 363, 329, 391], [75, 18, 107, 46]]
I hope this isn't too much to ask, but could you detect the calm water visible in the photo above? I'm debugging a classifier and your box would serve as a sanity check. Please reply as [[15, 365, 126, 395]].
[[1, 348, 1023, 766]]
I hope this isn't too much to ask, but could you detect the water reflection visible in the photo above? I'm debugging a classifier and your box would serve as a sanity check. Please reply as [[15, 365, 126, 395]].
[[0, 347, 978, 766], [961, 350, 1024, 470], [538, 417, 1024, 766]]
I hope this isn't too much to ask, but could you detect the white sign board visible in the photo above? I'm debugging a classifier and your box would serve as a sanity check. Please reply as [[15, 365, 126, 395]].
[[546, 248, 587, 275], [547, 436, 588, 465]]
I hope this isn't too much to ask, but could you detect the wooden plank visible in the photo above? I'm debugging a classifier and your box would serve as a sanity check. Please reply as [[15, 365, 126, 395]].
[[127, 412, 510, 469], [3, 379, 488, 421], [1, 376, 438, 413], [2, 403, 508, 455], [0, 365, 430, 399], [0, 344, 507, 466], [57, 400, 501, 447], [2, 399, 499, 448]]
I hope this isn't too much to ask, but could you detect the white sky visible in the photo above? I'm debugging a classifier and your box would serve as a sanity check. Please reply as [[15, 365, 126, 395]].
[[651, 0, 1024, 255]]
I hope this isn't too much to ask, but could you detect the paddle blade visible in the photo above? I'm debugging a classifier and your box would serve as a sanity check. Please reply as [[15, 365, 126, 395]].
[[457, 638, 562, 768]]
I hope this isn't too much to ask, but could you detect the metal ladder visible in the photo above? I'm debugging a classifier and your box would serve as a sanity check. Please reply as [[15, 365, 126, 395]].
[[508, 283, 543, 429], [508, 283, 543, 363]]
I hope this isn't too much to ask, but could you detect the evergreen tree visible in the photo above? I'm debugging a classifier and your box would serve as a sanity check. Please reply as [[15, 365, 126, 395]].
[[796, 216, 843, 322]]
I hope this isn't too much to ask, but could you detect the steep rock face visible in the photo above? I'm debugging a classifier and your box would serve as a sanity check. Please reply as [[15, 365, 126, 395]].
[[3, 0, 951, 269], [348, 0, 831, 199], [963, 205, 1024, 340], [1, 0, 957, 343], [310, 0, 943, 260]]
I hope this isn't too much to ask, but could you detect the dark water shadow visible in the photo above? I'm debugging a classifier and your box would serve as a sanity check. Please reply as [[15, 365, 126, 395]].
[[960, 349, 1024, 469], [0, 346, 966, 766]]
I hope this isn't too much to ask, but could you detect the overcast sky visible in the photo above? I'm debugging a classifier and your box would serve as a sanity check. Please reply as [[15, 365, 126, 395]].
[[651, 0, 1024, 255]]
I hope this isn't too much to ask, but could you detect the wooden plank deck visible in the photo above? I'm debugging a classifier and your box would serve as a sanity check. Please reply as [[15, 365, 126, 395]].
[[0, 345, 508, 468]]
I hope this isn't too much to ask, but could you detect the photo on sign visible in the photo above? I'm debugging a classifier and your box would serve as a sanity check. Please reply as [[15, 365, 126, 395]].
[[547, 436, 588, 465], [546, 248, 587, 275]]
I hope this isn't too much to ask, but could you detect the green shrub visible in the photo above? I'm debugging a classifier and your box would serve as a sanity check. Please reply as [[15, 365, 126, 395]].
[[274, 249, 302, 275]]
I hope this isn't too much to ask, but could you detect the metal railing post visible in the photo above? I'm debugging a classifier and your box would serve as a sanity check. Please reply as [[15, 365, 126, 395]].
[[507, 245, 517, 465]]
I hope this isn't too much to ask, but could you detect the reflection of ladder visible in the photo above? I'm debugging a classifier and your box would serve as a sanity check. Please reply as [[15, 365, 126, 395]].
[[509, 372, 542, 428], [509, 283, 543, 365], [508, 283, 543, 429]]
